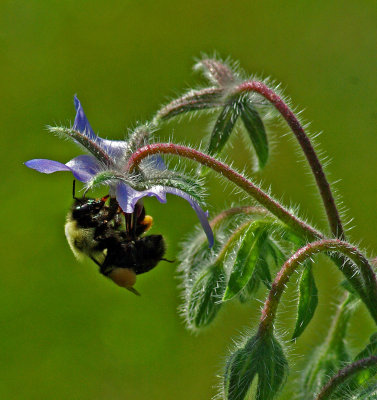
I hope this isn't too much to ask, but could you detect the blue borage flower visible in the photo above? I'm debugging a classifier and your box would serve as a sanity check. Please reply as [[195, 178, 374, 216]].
[[25, 96, 214, 246]]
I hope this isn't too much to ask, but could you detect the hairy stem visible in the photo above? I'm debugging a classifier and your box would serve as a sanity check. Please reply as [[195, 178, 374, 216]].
[[236, 81, 344, 239], [126, 143, 321, 240], [258, 239, 377, 334], [315, 355, 377, 400], [154, 87, 224, 122]]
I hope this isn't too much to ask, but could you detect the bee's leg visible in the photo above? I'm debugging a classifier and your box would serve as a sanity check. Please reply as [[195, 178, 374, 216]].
[[72, 180, 84, 203], [107, 197, 119, 222], [125, 213, 132, 236], [94, 252, 115, 277], [131, 207, 139, 239], [90, 256, 103, 268], [133, 203, 153, 237]]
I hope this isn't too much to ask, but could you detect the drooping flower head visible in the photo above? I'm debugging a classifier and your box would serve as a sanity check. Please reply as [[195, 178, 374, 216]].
[[25, 96, 214, 246]]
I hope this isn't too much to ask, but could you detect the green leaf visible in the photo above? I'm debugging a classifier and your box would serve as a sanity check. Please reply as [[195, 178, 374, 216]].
[[256, 257, 272, 289], [352, 384, 377, 399], [239, 100, 268, 169], [223, 221, 269, 301], [258, 239, 287, 289], [264, 239, 287, 267], [224, 333, 288, 400], [346, 334, 377, 393], [341, 278, 360, 297], [179, 234, 212, 279], [301, 294, 357, 397], [238, 266, 261, 303], [144, 171, 206, 206], [207, 100, 240, 157], [292, 262, 318, 340], [186, 263, 226, 329], [355, 333, 377, 361]]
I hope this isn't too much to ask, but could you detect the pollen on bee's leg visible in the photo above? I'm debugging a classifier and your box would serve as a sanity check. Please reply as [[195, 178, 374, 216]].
[[140, 215, 153, 231], [108, 268, 139, 295]]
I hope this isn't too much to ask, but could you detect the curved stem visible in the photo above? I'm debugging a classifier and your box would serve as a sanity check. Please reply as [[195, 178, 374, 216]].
[[126, 143, 321, 240], [315, 355, 377, 400], [236, 81, 344, 239], [258, 239, 377, 334]]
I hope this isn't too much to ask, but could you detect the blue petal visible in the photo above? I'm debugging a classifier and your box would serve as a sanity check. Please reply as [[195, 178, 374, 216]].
[[73, 96, 127, 160], [25, 155, 101, 183], [25, 159, 71, 174], [148, 155, 166, 170], [163, 187, 214, 248], [115, 182, 166, 213], [73, 95, 97, 141], [65, 155, 102, 182], [115, 182, 214, 247]]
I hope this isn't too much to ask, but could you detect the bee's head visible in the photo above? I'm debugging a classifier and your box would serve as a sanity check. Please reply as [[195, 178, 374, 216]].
[[71, 180, 108, 221]]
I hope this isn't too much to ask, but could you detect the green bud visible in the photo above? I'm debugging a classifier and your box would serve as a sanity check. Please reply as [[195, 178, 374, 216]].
[[224, 333, 288, 400]]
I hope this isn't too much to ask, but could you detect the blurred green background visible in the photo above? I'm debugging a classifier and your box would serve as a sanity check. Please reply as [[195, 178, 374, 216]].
[[1, 1, 376, 399]]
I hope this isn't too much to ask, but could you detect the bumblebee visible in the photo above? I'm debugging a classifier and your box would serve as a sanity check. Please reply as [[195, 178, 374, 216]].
[[65, 181, 167, 295]]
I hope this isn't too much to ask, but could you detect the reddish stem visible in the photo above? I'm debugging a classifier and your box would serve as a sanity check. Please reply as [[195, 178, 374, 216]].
[[315, 355, 377, 400], [236, 81, 345, 240], [126, 143, 321, 240], [258, 239, 377, 334]]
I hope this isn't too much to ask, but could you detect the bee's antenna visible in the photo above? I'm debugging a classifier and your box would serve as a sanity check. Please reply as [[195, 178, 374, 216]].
[[161, 258, 175, 263], [72, 180, 84, 203], [72, 180, 77, 199]]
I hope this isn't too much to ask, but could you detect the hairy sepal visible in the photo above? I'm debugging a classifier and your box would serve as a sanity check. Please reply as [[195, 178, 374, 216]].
[[223, 220, 270, 301], [224, 332, 288, 400], [301, 295, 357, 398], [195, 58, 236, 86], [291, 261, 319, 340], [207, 97, 241, 157], [186, 262, 226, 329], [344, 333, 377, 396], [239, 98, 268, 169]]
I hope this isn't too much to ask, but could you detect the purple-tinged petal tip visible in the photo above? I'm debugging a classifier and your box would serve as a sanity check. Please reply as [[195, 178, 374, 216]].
[[25, 159, 72, 174], [72, 96, 127, 161], [25, 155, 101, 183], [73, 96, 96, 140], [163, 187, 214, 247]]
